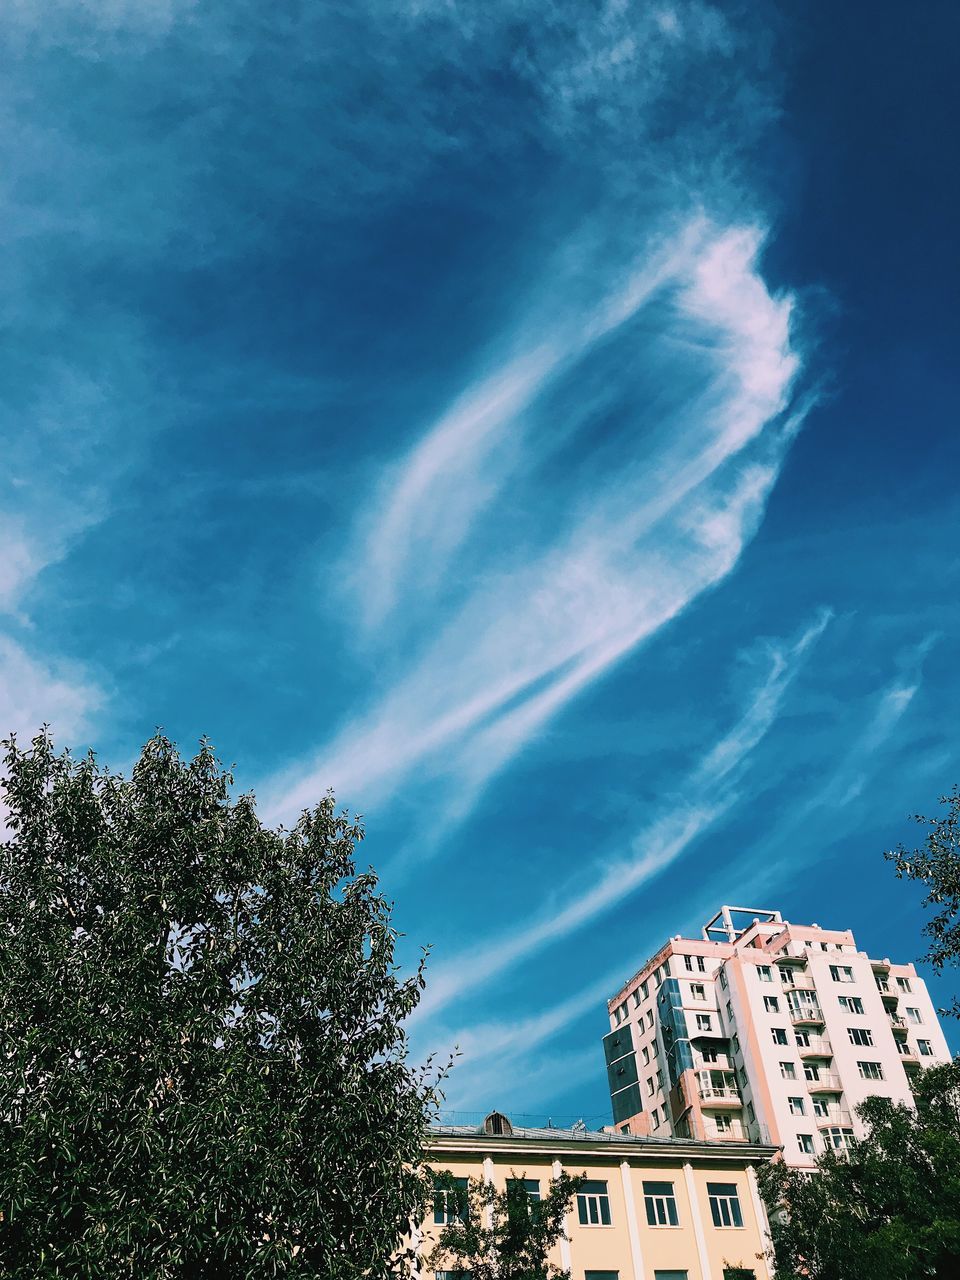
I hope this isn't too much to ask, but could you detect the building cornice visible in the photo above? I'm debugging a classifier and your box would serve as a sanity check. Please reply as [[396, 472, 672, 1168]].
[[427, 1131, 778, 1166]]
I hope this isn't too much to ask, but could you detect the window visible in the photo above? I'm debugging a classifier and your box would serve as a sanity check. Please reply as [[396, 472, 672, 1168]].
[[696, 955, 706, 972], [433, 1177, 469, 1225], [788, 1097, 805, 1116], [794, 1030, 811, 1048], [757, 965, 772, 982], [691, 983, 706, 1001], [655, 1272, 689, 1280], [798, 1133, 815, 1155], [858, 1061, 883, 1080], [746, 1101, 755, 1124], [812, 1097, 829, 1117], [825, 1127, 854, 1151], [804, 1064, 820, 1082], [696, 1014, 712, 1031], [436, 1272, 473, 1280], [642, 1046, 650, 1065], [829, 965, 854, 983], [647, 1076, 655, 1096], [896, 977, 912, 992], [702, 1048, 719, 1063], [838, 996, 864, 1014], [643, 1180, 679, 1227], [646, 1010, 655, 1029], [722, 1271, 755, 1280], [656, 1069, 664, 1090], [506, 1178, 540, 1202], [652, 1106, 661, 1129], [720, 969, 728, 989], [737, 1066, 748, 1088], [906, 1007, 922, 1025], [771, 1028, 788, 1045], [707, 1182, 743, 1228], [731, 1034, 741, 1057], [641, 980, 649, 1000], [763, 995, 780, 1013], [848, 1027, 874, 1046], [577, 1180, 611, 1226], [684, 954, 694, 971], [585, 1273, 621, 1280], [780, 1061, 796, 1079], [715, 1113, 733, 1132], [918, 1039, 934, 1057]]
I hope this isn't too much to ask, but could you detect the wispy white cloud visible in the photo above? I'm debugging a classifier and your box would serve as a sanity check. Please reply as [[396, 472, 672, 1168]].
[[264, 222, 809, 834], [416, 611, 829, 1021]]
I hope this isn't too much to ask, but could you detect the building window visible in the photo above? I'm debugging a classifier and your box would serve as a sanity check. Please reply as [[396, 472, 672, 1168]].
[[738, 1066, 748, 1088], [684, 954, 694, 971], [696, 1014, 712, 1031], [696, 955, 706, 972], [506, 1178, 541, 1202], [726, 1000, 734, 1021], [731, 1035, 741, 1057], [896, 977, 912, 992], [715, 1113, 733, 1132], [780, 1061, 796, 1079], [720, 969, 728, 989], [577, 1180, 612, 1226], [757, 965, 772, 982], [641, 980, 649, 999], [788, 1097, 805, 1116], [652, 1107, 661, 1129], [433, 1177, 469, 1225], [436, 1272, 473, 1280], [642, 1046, 650, 1065], [825, 1127, 854, 1151], [746, 1101, 755, 1124], [633, 990, 643, 1007], [656, 1070, 664, 1090], [848, 1027, 874, 1047], [918, 1039, 934, 1057], [906, 1007, 923, 1025], [647, 1011, 655, 1029], [829, 965, 854, 983], [691, 983, 706, 1001], [647, 1076, 655, 1096], [795, 1030, 811, 1048], [798, 1133, 815, 1154], [813, 1097, 829, 1117], [858, 1061, 884, 1080], [702, 1048, 719, 1064], [838, 996, 864, 1014], [763, 996, 780, 1013], [707, 1183, 744, 1228], [771, 1028, 788, 1045], [585, 1273, 621, 1280], [643, 1180, 679, 1227], [654, 1272, 689, 1280], [722, 1271, 755, 1280]]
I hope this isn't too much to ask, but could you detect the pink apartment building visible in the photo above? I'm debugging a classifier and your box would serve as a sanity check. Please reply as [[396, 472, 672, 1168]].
[[603, 906, 952, 1168]]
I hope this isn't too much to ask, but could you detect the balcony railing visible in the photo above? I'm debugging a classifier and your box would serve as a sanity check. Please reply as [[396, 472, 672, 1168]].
[[816, 1109, 852, 1127], [790, 1004, 825, 1024], [797, 1037, 832, 1057], [805, 1072, 842, 1091], [698, 1084, 742, 1103], [783, 975, 817, 992]]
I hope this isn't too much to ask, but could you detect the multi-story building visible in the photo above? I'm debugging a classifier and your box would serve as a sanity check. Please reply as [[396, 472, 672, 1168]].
[[420, 1109, 775, 1279], [603, 905, 952, 1168]]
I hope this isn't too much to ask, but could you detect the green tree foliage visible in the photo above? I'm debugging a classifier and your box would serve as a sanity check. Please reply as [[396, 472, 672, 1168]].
[[886, 786, 960, 1016], [757, 1059, 960, 1280], [427, 1169, 585, 1280], [0, 731, 443, 1278]]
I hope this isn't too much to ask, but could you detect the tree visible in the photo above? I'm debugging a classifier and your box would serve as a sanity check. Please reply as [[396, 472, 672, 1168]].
[[886, 785, 960, 1017], [426, 1170, 585, 1280], [757, 1059, 960, 1280], [0, 730, 443, 1278]]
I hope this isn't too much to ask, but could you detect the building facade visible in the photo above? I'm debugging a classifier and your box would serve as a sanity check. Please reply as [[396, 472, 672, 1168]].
[[421, 1112, 775, 1280], [603, 905, 952, 1169]]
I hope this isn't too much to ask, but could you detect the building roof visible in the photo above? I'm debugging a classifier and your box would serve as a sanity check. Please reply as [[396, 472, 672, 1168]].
[[427, 1119, 777, 1164]]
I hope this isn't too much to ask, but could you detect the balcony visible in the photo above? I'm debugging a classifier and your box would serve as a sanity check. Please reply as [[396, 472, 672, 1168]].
[[790, 1003, 825, 1025], [816, 1108, 852, 1127], [805, 1072, 842, 1092], [782, 974, 817, 992], [774, 951, 807, 967], [898, 1043, 919, 1062], [696, 1071, 742, 1107], [797, 1037, 832, 1058]]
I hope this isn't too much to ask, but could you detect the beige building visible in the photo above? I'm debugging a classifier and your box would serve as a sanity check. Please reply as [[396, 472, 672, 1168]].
[[604, 905, 952, 1168], [419, 1111, 774, 1280]]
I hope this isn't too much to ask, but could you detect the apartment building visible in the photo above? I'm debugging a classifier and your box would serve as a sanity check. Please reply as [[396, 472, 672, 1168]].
[[420, 1110, 774, 1280], [603, 905, 951, 1168]]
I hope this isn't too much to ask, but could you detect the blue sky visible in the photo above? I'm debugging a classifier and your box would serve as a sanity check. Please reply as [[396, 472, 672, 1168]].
[[2, 1, 959, 1124]]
